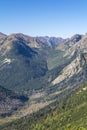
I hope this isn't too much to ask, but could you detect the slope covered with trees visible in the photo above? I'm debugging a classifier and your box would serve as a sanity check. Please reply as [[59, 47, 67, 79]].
[[0, 84, 87, 130]]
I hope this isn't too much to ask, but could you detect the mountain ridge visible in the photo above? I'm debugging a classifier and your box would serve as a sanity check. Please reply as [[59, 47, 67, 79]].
[[0, 32, 87, 129]]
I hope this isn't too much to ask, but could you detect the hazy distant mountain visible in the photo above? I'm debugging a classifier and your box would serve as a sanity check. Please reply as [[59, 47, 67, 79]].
[[36, 36, 65, 47]]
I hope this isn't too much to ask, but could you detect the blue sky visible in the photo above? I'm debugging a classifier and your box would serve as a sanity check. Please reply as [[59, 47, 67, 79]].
[[0, 0, 87, 38]]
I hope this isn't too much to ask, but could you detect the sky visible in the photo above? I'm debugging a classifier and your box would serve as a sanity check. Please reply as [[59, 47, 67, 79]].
[[0, 0, 87, 38]]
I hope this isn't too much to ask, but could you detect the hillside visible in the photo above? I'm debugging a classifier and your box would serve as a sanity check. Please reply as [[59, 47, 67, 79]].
[[0, 32, 87, 130], [1, 84, 87, 130], [0, 34, 48, 91], [0, 85, 28, 118]]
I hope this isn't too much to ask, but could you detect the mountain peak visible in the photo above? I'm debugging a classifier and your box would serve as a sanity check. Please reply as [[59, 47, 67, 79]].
[[0, 32, 7, 38], [70, 34, 83, 42]]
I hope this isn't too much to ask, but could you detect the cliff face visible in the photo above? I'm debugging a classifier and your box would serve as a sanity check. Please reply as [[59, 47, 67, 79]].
[[52, 55, 84, 85]]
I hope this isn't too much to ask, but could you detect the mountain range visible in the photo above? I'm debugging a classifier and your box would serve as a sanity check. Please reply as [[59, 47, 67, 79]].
[[0, 32, 87, 129]]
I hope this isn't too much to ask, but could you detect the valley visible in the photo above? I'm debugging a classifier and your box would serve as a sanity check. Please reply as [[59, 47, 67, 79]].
[[0, 32, 87, 129]]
